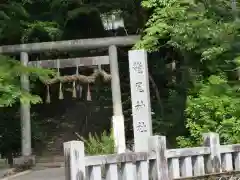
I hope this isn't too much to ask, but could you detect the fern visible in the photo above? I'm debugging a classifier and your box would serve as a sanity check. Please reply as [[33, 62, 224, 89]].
[[76, 130, 115, 155]]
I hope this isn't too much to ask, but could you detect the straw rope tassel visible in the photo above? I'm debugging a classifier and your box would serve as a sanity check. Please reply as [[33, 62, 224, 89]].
[[79, 84, 83, 98], [39, 59, 51, 104], [57, 60, 64, 100], [72, 66, 78, 98], [72, 81, 77, 98], [87, 83, 92, 101], [46, 85, 51, 103], [75, 66, 83, 98], [59, 83, 64, 99]]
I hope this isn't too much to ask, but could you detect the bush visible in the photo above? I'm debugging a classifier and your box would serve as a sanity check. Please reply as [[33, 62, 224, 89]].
[[177, 75, 240, 147]]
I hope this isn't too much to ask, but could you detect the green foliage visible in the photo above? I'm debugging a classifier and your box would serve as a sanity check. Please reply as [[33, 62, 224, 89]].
[[135, 0, 240, 67], [0, 55, 55, 107], [22, 21, 62, 42], [0, 0, 63, 43], [0, 1, 28, 43], [0, 54, 54, 156], [135, 0, 240, 148], [177, 75, 240, 147], [77, 130, 115, 155]]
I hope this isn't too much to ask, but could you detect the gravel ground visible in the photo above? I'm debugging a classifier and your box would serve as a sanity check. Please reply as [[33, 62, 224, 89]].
[[0, 169, 9, 178], [11, 168, 65, 180]]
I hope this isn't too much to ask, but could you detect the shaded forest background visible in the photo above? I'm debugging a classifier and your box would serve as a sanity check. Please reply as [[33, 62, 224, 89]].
[[1, 0, 240, 158]]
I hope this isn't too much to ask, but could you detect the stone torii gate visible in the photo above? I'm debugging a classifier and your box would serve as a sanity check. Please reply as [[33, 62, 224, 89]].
[[0, 35, 140, 158]]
